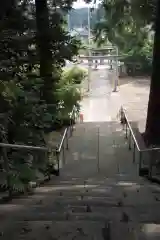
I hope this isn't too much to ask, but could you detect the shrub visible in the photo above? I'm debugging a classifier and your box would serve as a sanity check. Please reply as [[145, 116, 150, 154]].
[[121, 37, 153, 76], [123, 56, 152, 76], [0, 66, 83, 194], [54, 67, 82, 129], [63, 66, 87, 85]]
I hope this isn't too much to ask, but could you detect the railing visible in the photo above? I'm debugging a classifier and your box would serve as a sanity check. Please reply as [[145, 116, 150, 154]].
[[0, 142, 49, 198], [119, 106, 160, 179], [55, 106, 78, 172], [0, 106, 78, 199]]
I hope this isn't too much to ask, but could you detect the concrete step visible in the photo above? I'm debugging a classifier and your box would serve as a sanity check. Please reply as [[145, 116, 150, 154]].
[[36, 197, 120, 208], [14, 208, 129, 222], [14, 199, 160, 223], [0, 220, 142, 240], [32, 197, 160, 209], [2, 219, 157, 240], [1, 119, 160, 239]]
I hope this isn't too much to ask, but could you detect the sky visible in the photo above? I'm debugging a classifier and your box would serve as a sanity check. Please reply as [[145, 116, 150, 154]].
[[73, 0, 89, 8], [73, 0, 100, 9]]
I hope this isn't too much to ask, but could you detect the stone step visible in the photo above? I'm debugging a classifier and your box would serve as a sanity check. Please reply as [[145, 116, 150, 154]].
[[1, 218, 160, 239], [72, 122, 123, 142], [27, 206, 135, 223], [32, 195, 120, 206], [35, 189, 119, 197], [38, 197, 119, 207], [1, 198, 160, 225], [29, 204, 123, 215], [0, 220, 141, 240], [14, 209, 124, 222], [40, 178, 119, 186], [31, 197, 160, 209]]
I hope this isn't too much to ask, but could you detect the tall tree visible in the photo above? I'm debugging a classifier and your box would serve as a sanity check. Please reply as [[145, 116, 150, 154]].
[[35, 0, 80, 103], [145, 0, 160, 145], [0, 0, 80, 193], [35, 0, 53, 103], [0, 0, 50, 193], [92, 0, 160, 145]]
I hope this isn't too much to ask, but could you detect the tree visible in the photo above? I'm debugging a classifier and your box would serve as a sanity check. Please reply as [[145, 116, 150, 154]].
[[94, 1, 153, 76], [35, 0, 54, 104], [0, 0, 49, 193], [35, 0, 80, 104], [0, 0, 81, 194], [145, 0, 160, 145], [92, 0, 160, 145]]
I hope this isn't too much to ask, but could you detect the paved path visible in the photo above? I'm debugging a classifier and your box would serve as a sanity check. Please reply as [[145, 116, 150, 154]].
[[0, 68, 160, 239], [83, 68, 150, 132], [118, 77, 150, 132], [81, 67, 113, 122]]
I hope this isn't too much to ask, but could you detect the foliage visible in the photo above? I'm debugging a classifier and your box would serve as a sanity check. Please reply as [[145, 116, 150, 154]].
[[0, 0, 81, 195], [62, 66, 87, 84], [55, 66, 86, 127], [93, 0, 154, 76], [122, 36, 153, 76]]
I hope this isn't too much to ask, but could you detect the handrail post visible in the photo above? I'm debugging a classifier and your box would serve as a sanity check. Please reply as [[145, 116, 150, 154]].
[[97, 126, 100, 172], [138, 151, 142, 175], [72, 116, 74, 132], [70, 118, 72, 137], [56, 150, 60, 175], [3, 147, 12, 198], [66, 128, 69, 150], [46, 150, 51, 180], [148, 150, 154, 178], [73, 107, 76, 123], [128, 130, 131, 150], [125, 123, 128, 139], [133, 142, 136, 163], [62, 143, 65, 165]]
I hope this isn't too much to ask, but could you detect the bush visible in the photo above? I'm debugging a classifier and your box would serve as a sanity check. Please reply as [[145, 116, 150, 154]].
[[121, 37, 153, 77], [122, 48, 152, 76], [53, 67, 82, 129], [63, 66, 87, 85], [0, 66, 83, 194], [123, 57, 152, 76]]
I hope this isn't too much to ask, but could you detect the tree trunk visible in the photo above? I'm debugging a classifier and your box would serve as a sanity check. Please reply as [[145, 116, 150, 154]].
[[145, 0, 160, 146], [35, 0, 54, 103]]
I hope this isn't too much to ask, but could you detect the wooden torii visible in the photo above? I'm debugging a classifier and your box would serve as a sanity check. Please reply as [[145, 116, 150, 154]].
[[78, 55, 122, 61]]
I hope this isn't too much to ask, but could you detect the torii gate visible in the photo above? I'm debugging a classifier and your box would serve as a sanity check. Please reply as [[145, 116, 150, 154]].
[[78, 54, 123, 92], [79, 55, 122, 65], [89, 46, 114, 65]]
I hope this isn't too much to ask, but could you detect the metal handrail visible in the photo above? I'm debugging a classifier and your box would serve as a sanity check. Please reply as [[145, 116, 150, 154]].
[[120, 107, 160, 153], [0, 142, 49, 199], [55, 105, 78, 172], [57, 128, 68, 153], [119, 106, 160, 176], [0, 142, 48, 151], [0, 106, 78, 198], [56, 106, 77, 154], [121, 108, 141, 152]]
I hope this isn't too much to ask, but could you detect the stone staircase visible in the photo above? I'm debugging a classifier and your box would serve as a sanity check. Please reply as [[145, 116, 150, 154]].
[[1, 121, 160, 239]]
